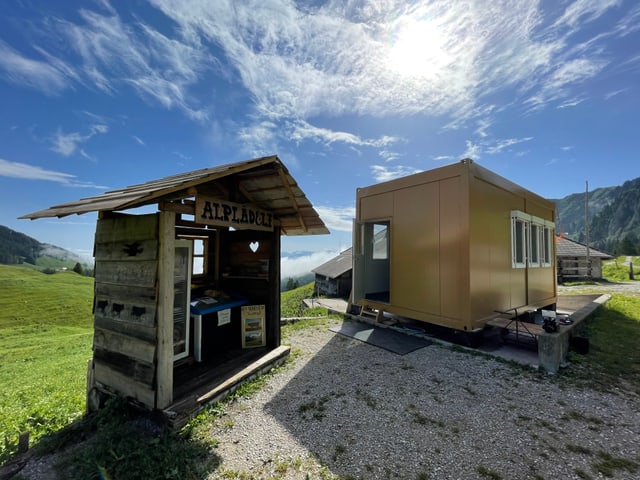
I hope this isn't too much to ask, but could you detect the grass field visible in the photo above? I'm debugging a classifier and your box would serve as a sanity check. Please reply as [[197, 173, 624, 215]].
[[602, 256, 640, 282], [566, 294, 640, 394], [0, 265, 94, 464], [1, 265, 639, 476]]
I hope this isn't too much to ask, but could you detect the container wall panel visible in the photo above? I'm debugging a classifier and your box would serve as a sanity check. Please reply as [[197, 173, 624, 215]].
[[439, 176, 465, 322], [359, 192, 393, 220], [469, 179, 520, 320], [391, 182, 440, 313]]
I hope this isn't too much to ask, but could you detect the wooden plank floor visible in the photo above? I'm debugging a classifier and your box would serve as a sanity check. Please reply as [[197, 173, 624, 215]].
[[166, 345, 290, 427]]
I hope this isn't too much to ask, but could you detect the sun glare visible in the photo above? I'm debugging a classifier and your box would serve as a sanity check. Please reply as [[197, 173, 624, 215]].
[[387, 18, 450, 79]]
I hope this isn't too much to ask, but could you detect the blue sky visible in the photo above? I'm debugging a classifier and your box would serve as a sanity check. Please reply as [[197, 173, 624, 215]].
[[1, 0, 639, 278]]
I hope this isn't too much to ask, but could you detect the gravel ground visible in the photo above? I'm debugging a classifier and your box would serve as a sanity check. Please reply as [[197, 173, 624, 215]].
[[204, 319, 640, 480], [15, 282, 640, 480]]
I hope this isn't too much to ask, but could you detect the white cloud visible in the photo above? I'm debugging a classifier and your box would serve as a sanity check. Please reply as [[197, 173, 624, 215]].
[[462, 140, 481, 160], [1, 0, 630, 135], [603, 88, 627, 100], [0, 158, 75, 183], [370, 164, 422, 183], [147, 0, 567, 124], [379, 150, 401, 162], [51, 131, 89, 156], [132, 135, 146, 146], [525, 58, 607, 111], [486, 137, 534, 154], [0, 41, 72, 95], [281, 250, 340, 279], [557, 97, 585, 109], [0, 158, 105, 188], [50, 124, 109, 157], [288, 120, 401, 149], [553, 0, 622, 30], [315, 206, 355, 233]]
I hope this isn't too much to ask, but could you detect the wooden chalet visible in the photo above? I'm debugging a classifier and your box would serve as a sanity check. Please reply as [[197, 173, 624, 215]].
[[312, 248, 352, 298], [556, 236, 612, 282], [21, 155, 328, 424]]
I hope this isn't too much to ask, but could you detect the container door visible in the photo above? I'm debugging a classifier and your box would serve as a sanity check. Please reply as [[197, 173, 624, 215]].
[[353, 220, 391, 304], [352, 220, 365, 304], [367, 221, 390, 303], [173, 240, 192, 361]]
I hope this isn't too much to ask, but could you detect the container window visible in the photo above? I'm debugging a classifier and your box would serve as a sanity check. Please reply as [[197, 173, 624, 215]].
[[511, 211, 529, 269], [541, 225, 553, 267], [372, 223, 389, 260], [529, 223, 540, 267]]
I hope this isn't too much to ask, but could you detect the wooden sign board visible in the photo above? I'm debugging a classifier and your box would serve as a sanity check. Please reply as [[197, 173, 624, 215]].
[[241, 304, 266, 348], [195, 196, 274, 231]]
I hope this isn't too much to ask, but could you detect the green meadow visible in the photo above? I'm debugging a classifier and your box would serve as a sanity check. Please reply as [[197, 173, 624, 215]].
[[0, 265, 94, 464], [1, 262, 640, 476]]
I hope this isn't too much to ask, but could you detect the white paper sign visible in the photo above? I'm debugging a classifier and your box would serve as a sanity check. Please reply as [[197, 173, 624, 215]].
[[217, 308, 231, 326]]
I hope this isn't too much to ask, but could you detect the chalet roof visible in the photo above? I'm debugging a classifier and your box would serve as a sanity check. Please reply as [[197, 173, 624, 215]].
[[312, 248, 353, 279], [556, 236, 612, 259], [20, 155, 329, 236]]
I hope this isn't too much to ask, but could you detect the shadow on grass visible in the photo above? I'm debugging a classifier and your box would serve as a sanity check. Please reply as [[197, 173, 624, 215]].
[[23, 398, 220, 480], [565, 295, 640, 394]]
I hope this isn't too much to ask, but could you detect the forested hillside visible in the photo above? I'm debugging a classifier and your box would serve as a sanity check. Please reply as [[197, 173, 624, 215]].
[[554, 177, 640, 254], [0, 225, 90, 272], [0, 225, 43, 264]]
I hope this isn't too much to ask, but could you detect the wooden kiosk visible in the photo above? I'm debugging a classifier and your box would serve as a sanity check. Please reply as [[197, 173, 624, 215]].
[[352, 159, 557, 340], [21, 155, 328, 424]]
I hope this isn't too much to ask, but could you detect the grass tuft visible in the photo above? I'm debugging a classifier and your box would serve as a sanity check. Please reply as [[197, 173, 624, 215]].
[[592, 451, 639, 477], [477, 465, 503, 479]]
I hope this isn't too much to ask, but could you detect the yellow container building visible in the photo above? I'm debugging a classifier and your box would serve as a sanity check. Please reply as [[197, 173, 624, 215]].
[[352, 159, 557, 336]]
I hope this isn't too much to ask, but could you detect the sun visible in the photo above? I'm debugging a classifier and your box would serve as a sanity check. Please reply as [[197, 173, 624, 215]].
[[387, 18, 450, 79]]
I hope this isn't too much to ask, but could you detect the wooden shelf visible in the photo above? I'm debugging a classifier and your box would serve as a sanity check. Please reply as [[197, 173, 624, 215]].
[[223, 275, 268, 280]]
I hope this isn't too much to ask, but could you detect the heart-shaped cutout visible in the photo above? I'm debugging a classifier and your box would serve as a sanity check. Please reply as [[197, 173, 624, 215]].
[[249, 241, 259, 253]]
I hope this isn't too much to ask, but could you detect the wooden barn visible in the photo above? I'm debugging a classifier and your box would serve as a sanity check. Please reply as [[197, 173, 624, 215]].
[[351, 159, 557, 339], [21, 155, 328, 423], [556, 236, 612, 282], [312, 248, 352, 298]]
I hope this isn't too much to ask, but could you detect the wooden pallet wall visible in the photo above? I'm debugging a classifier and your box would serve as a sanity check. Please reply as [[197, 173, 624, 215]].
[[92, 213, 159, 408]]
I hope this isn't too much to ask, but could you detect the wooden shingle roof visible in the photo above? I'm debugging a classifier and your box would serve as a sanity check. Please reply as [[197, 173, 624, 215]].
[[21, 155, 329, 236], [556, 236, 612, 259], [312, 248, 353, 279]]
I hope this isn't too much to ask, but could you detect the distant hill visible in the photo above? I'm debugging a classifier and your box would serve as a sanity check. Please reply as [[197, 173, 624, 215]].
[[553, 177, 640, 255], [0, 225, 91, 272]]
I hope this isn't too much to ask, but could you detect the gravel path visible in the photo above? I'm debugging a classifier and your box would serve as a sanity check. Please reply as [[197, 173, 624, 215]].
[[205, 320, 640, 480], [14, 282, 640, 479]]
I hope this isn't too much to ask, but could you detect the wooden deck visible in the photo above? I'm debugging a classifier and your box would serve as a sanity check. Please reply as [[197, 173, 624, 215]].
[[165, 345, 290, 428]]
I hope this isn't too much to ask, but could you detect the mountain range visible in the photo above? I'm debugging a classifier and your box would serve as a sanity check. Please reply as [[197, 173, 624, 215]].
[[2, 174, 639, 270], [553, 176, 640, 254], [0, 225, 91, 271]]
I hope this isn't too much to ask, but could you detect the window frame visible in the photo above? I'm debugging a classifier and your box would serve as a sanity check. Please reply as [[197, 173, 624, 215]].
[[529, 220, 542, 268], [511, 211, 529, 269], [371, 222, 390, 261], [511, 211, 555, 269], [541, 220, 555, 267], [177, 235, 208, 277]]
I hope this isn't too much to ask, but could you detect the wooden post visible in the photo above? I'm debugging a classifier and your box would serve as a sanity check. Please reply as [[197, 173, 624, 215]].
[[268, 225, 281, 348], [156, 210, 175, 409], [18, 432, 29, 454], [630, 261, 635, 280]]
